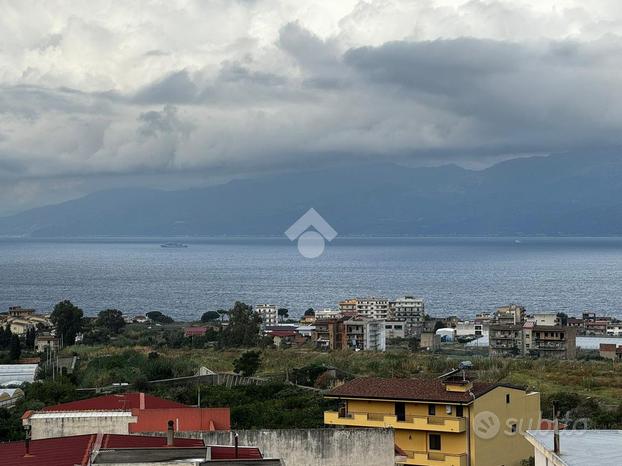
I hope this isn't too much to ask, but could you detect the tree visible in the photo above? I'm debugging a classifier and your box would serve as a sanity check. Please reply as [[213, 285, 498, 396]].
[[146, 311, 174, 324], [277, 308, 289, 321], [557, 312, 569, 326], [25, 327, 36, 349], [0, 326, 11, 350], [233, 350, 261, 377], [96, 309, 126, 334], [220, 302, 261, 347], [304, 308, 315, 318], [50, 300, 83, 346], [9, 334, 21, 361], [201, 311, 221, 323]]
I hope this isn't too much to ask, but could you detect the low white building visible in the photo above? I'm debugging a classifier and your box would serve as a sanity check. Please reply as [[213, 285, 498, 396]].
[[524, 430, 622, 466], [528, 312, 559, 327], [607, 324, 622, 336], [255, 304, 278, 326]]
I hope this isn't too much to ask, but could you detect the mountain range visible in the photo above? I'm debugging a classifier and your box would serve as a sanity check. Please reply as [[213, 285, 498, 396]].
[[4, 152, 622, 237]]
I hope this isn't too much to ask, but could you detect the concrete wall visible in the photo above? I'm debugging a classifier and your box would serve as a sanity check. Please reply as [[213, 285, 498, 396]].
[[27, 413, 135, 440], [145, 429, 395, 466]]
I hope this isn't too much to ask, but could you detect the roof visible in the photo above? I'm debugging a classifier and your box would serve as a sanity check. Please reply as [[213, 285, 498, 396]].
[[0, 364, 37, 385], [525, 430, 622, 466], [267, 330, 297, 337], [326, 377, 523, 403], [43, 393, 186, 411], [0, 434, 204, 466], [600, 343, 617, 351], [184, 327, 207, 336]]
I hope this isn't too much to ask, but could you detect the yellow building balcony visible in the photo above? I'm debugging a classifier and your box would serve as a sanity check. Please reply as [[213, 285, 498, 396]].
[[324, 411, 466, 433], [399, 451, 467, 466]]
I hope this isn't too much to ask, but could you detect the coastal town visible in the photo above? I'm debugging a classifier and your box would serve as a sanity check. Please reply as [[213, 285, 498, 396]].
[[0, 297, 621, 465]]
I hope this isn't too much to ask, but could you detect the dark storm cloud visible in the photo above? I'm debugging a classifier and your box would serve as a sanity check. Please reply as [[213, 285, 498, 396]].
[[2, 0, 622, 215]]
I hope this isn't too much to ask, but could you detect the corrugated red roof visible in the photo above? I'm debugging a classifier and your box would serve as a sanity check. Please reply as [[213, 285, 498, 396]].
[[102, 434, 203, 448], [326, 377, 501, 403], [0, 435, 265, 465], [43, 393, 186, 411], [210, 445, 263, 459]]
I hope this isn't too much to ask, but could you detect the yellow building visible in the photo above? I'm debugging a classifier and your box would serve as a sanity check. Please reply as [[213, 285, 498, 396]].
[[324, 376, 540, 466]]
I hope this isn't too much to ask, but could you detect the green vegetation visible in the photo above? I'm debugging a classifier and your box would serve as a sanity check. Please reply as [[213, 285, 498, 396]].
[[233, 350, 261, 376], [146, 311, 174, 324], [50, 300, 83, 345]]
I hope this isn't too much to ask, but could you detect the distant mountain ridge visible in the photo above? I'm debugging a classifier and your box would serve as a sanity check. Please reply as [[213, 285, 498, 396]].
[[4, 152, 622, 237]]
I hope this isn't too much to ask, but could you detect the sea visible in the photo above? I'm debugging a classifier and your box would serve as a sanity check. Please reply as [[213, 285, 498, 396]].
[[2, 237, 622, 321]]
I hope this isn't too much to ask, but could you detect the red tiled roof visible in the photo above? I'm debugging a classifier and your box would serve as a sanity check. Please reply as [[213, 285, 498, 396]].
[[43, 393, 186, 411], [184, 327, 208, 336], [0, 435, 270, 465], [0, 434, 94, 466], [102, 434, 203, 448], [326, 377, 503, 403], [210, 446, 263, 459]]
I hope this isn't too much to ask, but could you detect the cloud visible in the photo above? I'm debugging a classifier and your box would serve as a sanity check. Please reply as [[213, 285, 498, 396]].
[[2, 0, 622, 214]]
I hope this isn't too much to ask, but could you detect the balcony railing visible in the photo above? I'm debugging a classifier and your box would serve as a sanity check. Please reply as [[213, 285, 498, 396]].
[[400, 450, 467, 466], [324, 411, 466, 432]]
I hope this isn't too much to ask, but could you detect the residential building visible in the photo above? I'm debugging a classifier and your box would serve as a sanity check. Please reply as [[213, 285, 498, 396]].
[[34, 334, 60, 353], [389, 296, 426, 336], [490, 322, 576, 359], [599, 343, 622, 361], [489, 325, 523, 357], [255, 304, 278, 326], [523, 323, 577, 359], [7, 306, 36, 318], [528, 312, 559, 326], [585, 319, 610, 335], [0, 433, 279, 466], [338, 299, 359, 313], [607, 323, 622, 336], [22, 392, 230, 440], [315, 308, 342, 320], [385, 320, 407, 339], [494, 304, 526, 325], [314, 318, 347, 350], [355, 297, 390, 320], [345, 318, 386, 351], [324, 376, 540, 466], [524, 430, 622, 466]]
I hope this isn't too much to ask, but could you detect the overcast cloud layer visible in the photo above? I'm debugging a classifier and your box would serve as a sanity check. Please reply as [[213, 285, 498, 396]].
[[1, 0, 622, 214]]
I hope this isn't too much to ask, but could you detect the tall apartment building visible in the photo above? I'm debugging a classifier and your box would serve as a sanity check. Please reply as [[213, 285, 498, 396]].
[[255, 304, 278, 326], [345, 318, 386, 351], [355, 297, 390, 319], [389, 296, 426, 337], [325, 376, 540, 466]]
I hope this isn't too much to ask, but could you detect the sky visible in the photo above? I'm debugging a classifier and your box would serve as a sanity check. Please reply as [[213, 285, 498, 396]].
[[1, 0, 622, 215]]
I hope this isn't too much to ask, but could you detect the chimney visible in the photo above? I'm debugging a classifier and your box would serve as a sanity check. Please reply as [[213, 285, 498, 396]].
[[139, 392, 145, 410], [23, 425, 33, 458], [553, 418, 560, 455], [166, 420, 174, 447]]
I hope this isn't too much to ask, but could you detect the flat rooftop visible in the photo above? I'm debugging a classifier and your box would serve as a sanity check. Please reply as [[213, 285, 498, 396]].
[[525, 430, 622, 466]]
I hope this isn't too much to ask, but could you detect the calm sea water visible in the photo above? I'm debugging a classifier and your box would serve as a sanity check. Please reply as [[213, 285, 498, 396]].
[[1, 237, 622, 321]]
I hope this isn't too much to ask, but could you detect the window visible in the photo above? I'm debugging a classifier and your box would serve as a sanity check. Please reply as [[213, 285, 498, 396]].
[[506, 394, 511, 404], [428, 404, 436, 415], [429, 433, 441, 451], [445, 405, 452, 415], [511, 423, 517, 433], [456, 406, 463, 417]]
